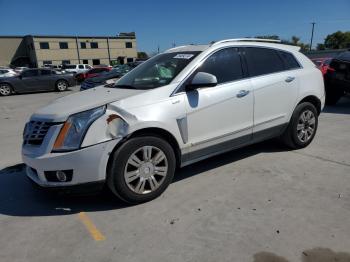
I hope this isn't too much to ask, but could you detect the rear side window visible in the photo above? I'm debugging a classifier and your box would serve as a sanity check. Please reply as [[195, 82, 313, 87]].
[[40, 69, 51, 75], [245, 47, 285, 77], [198, 47, 243, 84], [279, 51, 300, 70], [78, 65, 84, 69], [22, 70, 39, 77]]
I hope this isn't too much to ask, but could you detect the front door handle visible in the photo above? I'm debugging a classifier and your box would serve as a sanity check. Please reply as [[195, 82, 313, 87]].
[[285, 76, 295, 83], [236, 90, 250, 98]]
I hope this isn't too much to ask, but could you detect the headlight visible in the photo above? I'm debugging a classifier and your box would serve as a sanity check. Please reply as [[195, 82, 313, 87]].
[[52, 106, 106, 152]]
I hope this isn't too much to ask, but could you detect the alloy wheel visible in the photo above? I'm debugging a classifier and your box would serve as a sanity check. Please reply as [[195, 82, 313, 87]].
[[296, 110, 316, 143], [57, 81, 67, 91], [0, 85, 11, 96], [124, 146, 168, 194]]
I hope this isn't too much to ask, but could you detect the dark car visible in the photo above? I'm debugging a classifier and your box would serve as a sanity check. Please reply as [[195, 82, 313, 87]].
[[80, 68, 122, 91], [324, 51, 350, 105], [75, 66, 112, 82], [0, 69, 76, 96]]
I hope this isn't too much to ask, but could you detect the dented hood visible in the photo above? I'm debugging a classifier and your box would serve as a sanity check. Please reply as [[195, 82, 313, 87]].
[[31, 87, 145, 122]]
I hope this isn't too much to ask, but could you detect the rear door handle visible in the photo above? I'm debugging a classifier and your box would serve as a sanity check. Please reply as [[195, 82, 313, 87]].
[[236, 90, 250, 98], [285, 76, 295, 83]]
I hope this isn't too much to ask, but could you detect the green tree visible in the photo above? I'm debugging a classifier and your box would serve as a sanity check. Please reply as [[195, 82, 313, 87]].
[[316, 43, 325, 50], [255, 35, 280, 40], [137, 52, 149, 59], [291, 36, 300, 45], [324, 31, 350, 49]]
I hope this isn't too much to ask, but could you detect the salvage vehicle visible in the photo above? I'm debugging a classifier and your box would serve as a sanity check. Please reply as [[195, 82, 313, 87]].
[[0, 69, 75, 96], [22, 39, 325, 203], [324, 51, 350, 105]]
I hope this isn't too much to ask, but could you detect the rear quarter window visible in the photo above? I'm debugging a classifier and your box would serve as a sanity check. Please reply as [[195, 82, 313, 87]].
[[278, 51, 301, 70]]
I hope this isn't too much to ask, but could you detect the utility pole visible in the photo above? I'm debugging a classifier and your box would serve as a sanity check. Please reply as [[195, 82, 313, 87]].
[[157, 45, 160, 54], [310, 22, 316, 51]]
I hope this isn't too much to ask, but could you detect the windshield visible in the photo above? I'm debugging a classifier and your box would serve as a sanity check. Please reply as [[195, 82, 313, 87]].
[[113, 51, 200, 89]]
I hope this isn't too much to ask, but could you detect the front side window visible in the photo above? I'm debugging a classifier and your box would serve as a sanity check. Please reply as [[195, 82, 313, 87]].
[[78, 65, 84, 69], [22, 70, 39, 77], [196, 48, 244, 84], [245, 47, 285, 77], [59, 42, 68, 49], [114, 51, 200, 90]]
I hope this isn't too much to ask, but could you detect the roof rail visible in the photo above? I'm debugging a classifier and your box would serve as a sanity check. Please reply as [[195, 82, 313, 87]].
[[211, 38, 281, 46]]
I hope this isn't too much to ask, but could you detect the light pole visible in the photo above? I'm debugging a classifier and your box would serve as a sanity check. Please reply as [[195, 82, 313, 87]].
[[310, 22, 316, 51]]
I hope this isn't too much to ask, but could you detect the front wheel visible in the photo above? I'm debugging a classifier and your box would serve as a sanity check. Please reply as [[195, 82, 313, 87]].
[[281, 102, 318, 149], [107, 136, 176, 204], [56, 80, 68, 92], [0, 83, 12, 96]]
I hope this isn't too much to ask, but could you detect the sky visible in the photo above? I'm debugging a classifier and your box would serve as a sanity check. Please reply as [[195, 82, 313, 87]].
[[0, 0, 349, 53]]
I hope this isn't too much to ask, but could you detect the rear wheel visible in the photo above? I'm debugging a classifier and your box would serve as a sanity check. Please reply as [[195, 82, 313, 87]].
[[281, 102, 318, 149], [56, 80, 68, 92], [0, 83, 12, 96], [107, 136, 176, 204]]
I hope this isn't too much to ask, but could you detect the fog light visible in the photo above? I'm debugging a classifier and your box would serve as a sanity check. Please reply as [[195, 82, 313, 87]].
[[56, 171, 67, 182]]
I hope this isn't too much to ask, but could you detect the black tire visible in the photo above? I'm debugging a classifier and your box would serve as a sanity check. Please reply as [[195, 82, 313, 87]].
[[107, 136, 176, 204], [281, 102, 318, 149], [56, 80, 68, 92], [0, 83, 13, 96]]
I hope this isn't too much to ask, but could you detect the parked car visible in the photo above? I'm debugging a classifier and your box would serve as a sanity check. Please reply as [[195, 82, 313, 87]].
[[22, 39, 324, 203], [75, 66, 112, 82], [80, 68, 124, 91], [61, 64, 92, 74], [311, 57, 332, 75], [0, 68, 17, 78], [324, 51, 350, 105], [0, 68, 75, 96], [14, 67, 29, 73]]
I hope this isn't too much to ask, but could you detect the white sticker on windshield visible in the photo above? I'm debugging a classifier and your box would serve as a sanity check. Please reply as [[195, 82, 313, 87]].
[[173, 54, 194, 59]]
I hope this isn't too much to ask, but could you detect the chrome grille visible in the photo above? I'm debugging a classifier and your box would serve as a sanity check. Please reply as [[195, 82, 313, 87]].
[[23, 121, 55, 146]]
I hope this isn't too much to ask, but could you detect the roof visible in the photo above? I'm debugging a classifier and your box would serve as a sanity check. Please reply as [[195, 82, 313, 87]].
[[165, 45, 210, 53], [0, 34, 136, 40]]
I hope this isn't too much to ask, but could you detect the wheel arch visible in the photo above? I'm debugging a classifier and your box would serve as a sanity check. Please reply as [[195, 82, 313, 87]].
[[106, 127, 182, 177], [297, 95, 322, 115], [55, 78, 69, 86], [0, 82, 14, 93]]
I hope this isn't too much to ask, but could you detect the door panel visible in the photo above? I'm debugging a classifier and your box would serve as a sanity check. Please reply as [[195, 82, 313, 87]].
[[186, 79, 253, 151], [251, 71, 299, 133]]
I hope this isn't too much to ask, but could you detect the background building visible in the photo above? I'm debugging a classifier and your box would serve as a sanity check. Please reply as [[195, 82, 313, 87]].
[[0, 33, 137, 67]]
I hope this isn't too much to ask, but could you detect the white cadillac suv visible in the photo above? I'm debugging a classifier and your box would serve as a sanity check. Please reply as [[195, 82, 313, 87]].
[[22, 39, 325, 203]]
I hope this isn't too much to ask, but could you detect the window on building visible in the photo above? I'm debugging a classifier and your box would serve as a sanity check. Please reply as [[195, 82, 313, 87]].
[[125, 42, 133, 48], [59, 42, 68, 49], [80, 42, 86, 49], [197, 48, 244, 84], [39, 42, 49, 49], [244, 47, 285, 77], [82, 59, 89, 64], [62, 60, 71, 65], [90, 42, 98, 49], [43, 60, 52, 65], [92, 59, 100, 65], [127, 58, 134, 63]]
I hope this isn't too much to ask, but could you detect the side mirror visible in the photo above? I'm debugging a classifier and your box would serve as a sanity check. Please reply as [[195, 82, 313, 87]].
[[186, 72, 217, 91]]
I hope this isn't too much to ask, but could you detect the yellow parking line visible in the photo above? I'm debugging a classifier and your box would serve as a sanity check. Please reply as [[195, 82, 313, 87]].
[[78, 212, 106, 241]]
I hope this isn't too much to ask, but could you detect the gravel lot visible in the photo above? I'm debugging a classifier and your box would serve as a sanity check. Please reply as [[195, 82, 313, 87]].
[[0, 88, 350, 262]]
